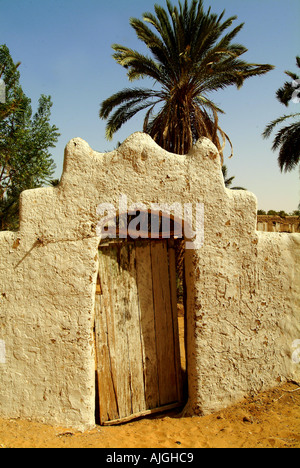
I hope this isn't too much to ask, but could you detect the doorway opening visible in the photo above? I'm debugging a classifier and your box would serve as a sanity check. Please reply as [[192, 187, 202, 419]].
[[94, 211, 187, 425]]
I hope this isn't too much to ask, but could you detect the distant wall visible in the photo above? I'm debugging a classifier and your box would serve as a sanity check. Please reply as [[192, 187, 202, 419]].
[[0, 133, 299, 429], [257, 215, 300, 233]]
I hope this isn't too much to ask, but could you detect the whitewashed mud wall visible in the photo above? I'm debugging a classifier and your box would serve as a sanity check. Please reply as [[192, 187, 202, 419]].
[[0, 133, 299, 429]]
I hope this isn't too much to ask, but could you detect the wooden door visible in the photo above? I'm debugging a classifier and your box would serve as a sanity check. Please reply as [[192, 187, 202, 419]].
[[94, 239, 183, 425]]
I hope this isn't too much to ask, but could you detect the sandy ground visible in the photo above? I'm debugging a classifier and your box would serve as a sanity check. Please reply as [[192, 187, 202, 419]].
[[0, 313, 299, 448], [0, 381, 299, 448]]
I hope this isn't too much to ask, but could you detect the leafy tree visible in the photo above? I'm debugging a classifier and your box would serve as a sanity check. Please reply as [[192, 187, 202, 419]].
[[0, 45, 60, 231], [258, 209, 299, 217], [0, 50, 21, 121], [263, 56, 300, 173], [100, 0, 274, 158]]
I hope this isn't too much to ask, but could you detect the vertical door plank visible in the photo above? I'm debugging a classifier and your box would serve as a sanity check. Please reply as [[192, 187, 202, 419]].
[[151, 241, 178, 406], [96, 253, 119, 424], [135, 243, 160, 409], [124, 244, 147, 415], [110, 244, 132, 419], [168, 243, 183, 403]]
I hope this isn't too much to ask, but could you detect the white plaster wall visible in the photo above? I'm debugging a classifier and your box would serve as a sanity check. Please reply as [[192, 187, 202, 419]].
[[185, 232, 300, 416], [0, 133, 299, 428], [0, 231, 98, 428]]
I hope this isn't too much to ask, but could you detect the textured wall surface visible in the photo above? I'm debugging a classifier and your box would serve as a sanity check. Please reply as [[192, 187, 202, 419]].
[[0, 133, 299, 428]]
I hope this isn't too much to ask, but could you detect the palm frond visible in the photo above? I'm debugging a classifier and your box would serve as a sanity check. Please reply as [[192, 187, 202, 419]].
[[276, 121, 300, 172], [105, 100, 159, 140], [112, 45, 164, 83], [262, 113, 300, 139], [129, 18, 170, 68], [99, 88, 160, 119]]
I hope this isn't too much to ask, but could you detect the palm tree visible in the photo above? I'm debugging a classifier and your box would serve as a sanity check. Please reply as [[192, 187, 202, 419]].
[[100, 0, 273, 158], [222, 165, 246, 190], [263, 56, 300, 173]]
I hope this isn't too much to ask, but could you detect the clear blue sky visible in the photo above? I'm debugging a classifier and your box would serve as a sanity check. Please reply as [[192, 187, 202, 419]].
[[1, 0, 299, 211]]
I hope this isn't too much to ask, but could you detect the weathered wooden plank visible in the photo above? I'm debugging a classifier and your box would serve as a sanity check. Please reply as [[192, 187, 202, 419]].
[[168, 243, 183, 403], [151, 241, 178, 406], [96, 256, 119, 424], [124, 244, 147, 415], [135, 243, 160, 409], [101, 401, 183, 426], [110, 244, 132, 419]]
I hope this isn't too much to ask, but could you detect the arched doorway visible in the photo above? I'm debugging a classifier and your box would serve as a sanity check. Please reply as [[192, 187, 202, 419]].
[[94, 211, 186, 425]]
